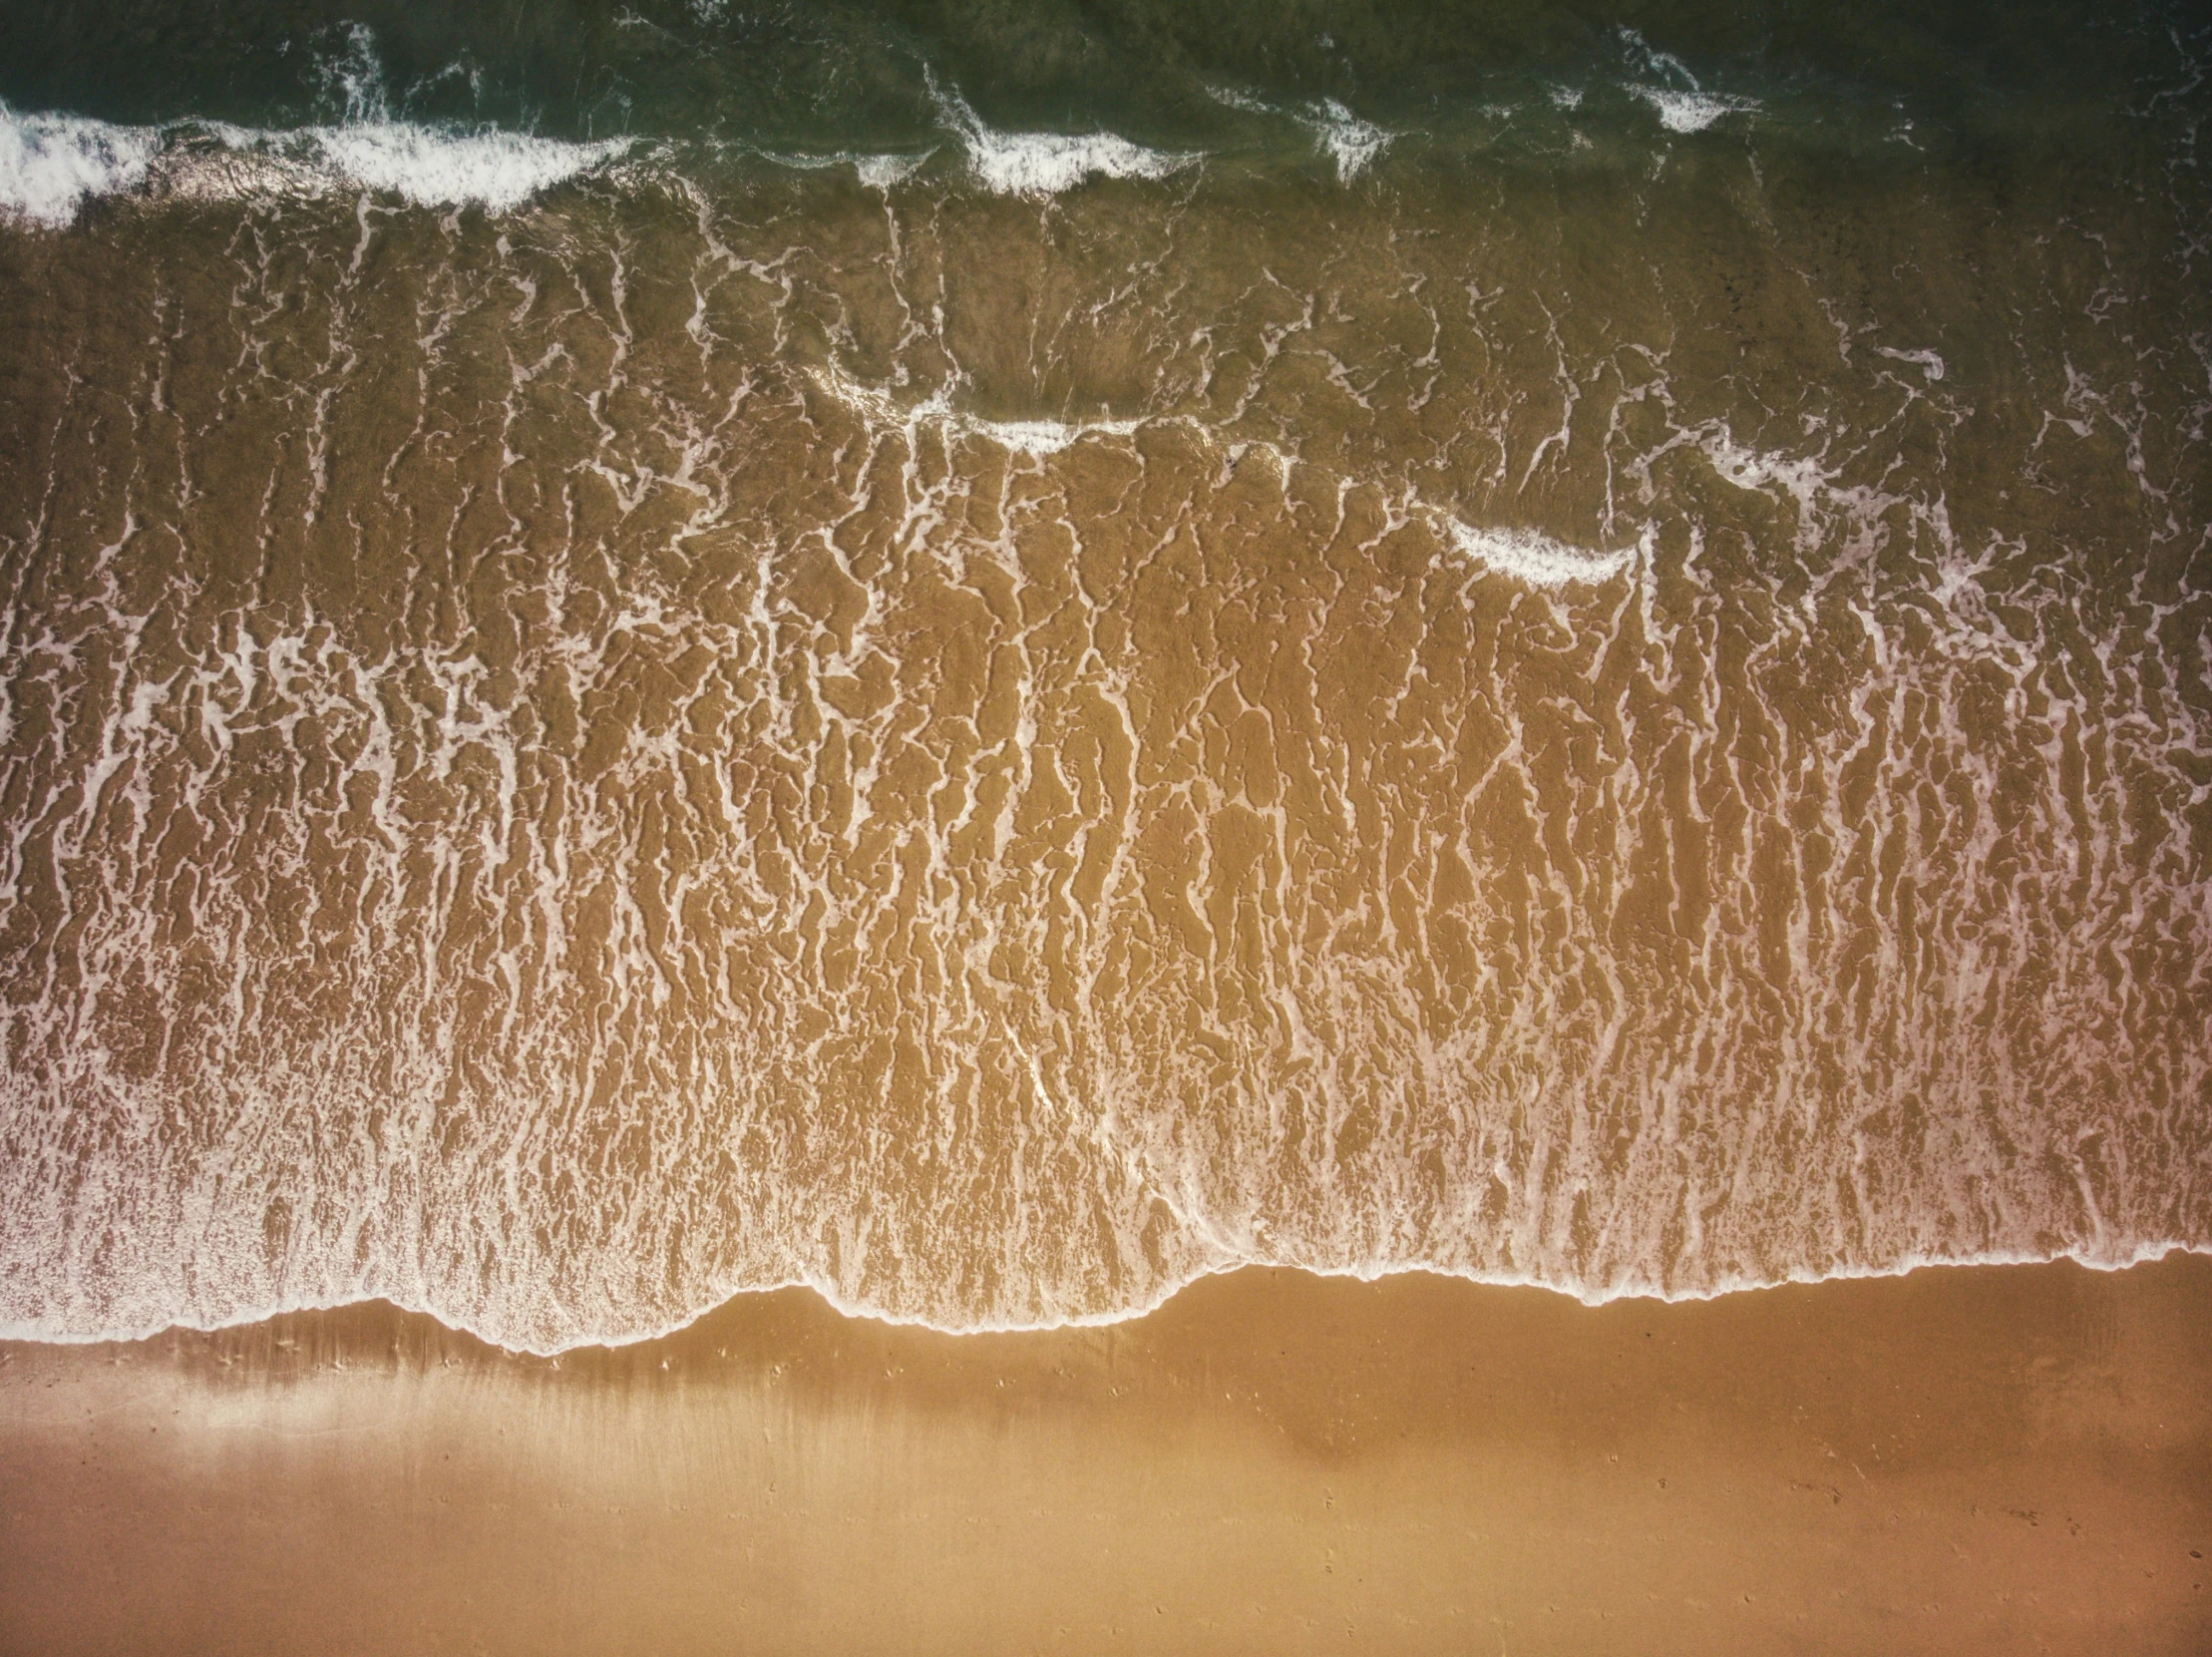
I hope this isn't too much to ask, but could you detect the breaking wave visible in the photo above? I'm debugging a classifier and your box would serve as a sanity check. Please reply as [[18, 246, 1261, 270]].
[[0, 99, 630, 225], [932, 80, 1192, 197]]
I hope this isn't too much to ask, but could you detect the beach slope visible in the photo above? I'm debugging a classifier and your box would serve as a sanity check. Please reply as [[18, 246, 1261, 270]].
[[4, 1255, 2207, 1654]]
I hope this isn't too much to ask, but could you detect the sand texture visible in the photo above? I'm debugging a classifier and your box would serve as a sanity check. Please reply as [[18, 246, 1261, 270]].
[[4, 1254, 2207, 1655]]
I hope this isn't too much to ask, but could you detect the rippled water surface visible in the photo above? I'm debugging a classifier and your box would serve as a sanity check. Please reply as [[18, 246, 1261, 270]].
[[1, 0, 2208, 1346]]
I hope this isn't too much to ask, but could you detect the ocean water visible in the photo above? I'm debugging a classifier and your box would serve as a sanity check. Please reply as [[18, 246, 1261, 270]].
[[0, 0, 2207, 1350]]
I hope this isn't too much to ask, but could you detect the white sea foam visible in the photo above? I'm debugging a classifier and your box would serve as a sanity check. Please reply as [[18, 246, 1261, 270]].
[[932, 82, 1189, 197], [853, 152, 929, 191], [1616, 26, 1756, 134], [1205, 86, 1391, 182], [962, 126, 1185, 196], [1308, 99, 1390, 182], [1874, 345, 1948, 381], [959, 415, 1144, 454], [11, 1239, 2206, 1353], [3, 26, 624, 228], [761, 147, 932, 191], [820, 364, 1648, 574], [1634, 87, 1756, 134], [0, 104, 628, 225], [808, 364, 1147, 455], [282, 21, 624, 209], [304, 124, 624, 211], [1447, 522, 1641, 587], [1205, 84, 1273, 117], [0, 103, 160, 227]]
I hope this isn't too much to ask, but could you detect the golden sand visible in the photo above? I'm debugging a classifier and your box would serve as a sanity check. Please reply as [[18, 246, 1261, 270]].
[[5, 1254, 2206, 1654]]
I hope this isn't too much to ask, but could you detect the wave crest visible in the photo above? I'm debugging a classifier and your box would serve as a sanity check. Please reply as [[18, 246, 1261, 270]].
[[0, 100, 627, 227], [933, 81, 1191, 197], [0, 104, 160, 228], [1205, 86, 1392, 182]]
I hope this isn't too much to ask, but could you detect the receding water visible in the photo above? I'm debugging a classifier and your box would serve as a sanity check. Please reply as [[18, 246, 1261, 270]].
[[1, 0, 2207, 1348]]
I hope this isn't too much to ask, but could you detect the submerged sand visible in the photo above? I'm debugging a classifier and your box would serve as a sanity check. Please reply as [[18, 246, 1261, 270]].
[[3, 1254, 2207, 1655], [9, 152, 2211, 1349]]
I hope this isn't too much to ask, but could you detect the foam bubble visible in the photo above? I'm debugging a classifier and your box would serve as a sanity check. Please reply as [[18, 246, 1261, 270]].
[[1614, 26, 1756, 134], [852, 152, 928, 191], [0, 103, 628, 225], [1309, 100, 1390, 182], [0, 103, 159, 228], [959, 415, 1144, 454], [934, 83, 1189, 197], [1874, 345, 1948, 381], [305, 124, 625, 211], [1634, 87, 1756, 134], [1204, 85, 1273, 117], [298, 21, 620, 208], [1205, 86, 1391, 182], [760, 147, 932, 192], [1446, 522, 1641, 587], [807, 365, 1147, 456]]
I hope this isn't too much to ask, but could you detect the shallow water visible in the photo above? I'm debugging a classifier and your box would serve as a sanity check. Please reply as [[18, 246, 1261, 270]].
[[1, 1, 2208, 1348]]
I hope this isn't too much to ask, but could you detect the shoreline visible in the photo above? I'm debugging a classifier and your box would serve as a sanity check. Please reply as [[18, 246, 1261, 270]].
[[11, 1239, 2208, 1356], [6, 1253, 2207, 1654]]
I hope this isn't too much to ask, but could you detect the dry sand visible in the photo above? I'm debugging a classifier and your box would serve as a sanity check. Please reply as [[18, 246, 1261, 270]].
[[3, 1254, 2207, 1655]]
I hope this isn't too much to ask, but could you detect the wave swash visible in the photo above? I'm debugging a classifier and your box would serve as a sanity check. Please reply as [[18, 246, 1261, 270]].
[[1, 9, 2208, 1350]]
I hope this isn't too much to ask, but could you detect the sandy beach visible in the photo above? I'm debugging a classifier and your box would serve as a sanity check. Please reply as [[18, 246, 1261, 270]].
[[5, 1253, 2206, 1655], [4, 7, 2209, 1652]]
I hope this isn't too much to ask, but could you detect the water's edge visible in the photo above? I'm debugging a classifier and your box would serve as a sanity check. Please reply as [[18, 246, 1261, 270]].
[[8, 1241, 2205, 1358], [6, 6, 2206, 1365]]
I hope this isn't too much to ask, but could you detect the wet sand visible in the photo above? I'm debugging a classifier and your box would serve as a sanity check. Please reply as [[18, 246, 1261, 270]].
[[3, 1253, 2207, 1655]]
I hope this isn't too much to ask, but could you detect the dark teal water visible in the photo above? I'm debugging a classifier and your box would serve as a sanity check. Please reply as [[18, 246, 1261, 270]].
[[1, 0, 2199, 153]]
